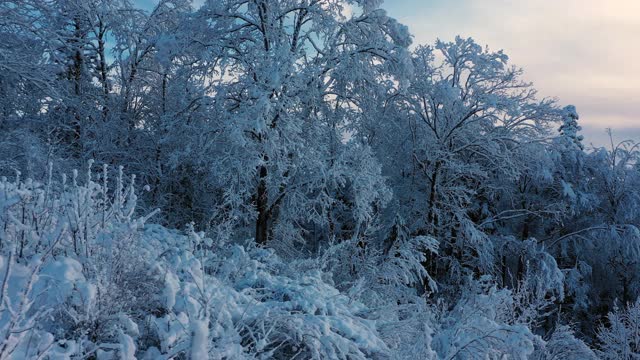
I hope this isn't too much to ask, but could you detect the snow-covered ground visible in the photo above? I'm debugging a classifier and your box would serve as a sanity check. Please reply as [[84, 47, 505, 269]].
[[0, 166, 601, 359]]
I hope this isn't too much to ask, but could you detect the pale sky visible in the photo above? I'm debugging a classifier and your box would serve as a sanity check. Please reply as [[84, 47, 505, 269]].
[[381, 0, 640, 147]]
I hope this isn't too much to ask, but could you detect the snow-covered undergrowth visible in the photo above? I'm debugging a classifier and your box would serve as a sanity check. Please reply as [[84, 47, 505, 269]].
[[0, 167, 392, 359], [0, 168, 598, 359]]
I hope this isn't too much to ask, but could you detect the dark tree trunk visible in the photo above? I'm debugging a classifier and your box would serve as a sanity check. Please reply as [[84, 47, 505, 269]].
[[520, 197, 530, 240], [427, 160, 441, 234], [622, 275, 631, 304], [255, 164, 269, 245], [97, 22, 110, 121]]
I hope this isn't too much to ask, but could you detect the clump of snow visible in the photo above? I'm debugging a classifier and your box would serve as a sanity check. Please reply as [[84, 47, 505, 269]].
[[190, 319, 209, 358]]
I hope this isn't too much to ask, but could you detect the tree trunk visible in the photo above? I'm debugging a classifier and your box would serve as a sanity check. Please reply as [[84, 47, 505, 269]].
[[520, 197, 530, 240], [255, 163, 269, 245], [70, 17, 84, 158], [97, 22, 110, 121], [162, 73, 168, 115], [622, 275, 631, 304], [427, 160, 441, 233]]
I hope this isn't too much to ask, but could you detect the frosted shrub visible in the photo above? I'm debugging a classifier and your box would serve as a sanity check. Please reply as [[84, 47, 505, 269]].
[[431, 278, 538, 359], [597, 299, 640, 359], [531, 325, 596, 360], [0, 168, 397, 359], [146, 230, 391, 359], [0, 163, 159, 358]]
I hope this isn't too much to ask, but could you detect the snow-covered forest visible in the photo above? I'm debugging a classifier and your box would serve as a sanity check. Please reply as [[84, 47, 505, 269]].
[[1, 0, 639, 358]]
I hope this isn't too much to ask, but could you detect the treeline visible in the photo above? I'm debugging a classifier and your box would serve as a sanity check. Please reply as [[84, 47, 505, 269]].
[[1, 0, 640, 357]]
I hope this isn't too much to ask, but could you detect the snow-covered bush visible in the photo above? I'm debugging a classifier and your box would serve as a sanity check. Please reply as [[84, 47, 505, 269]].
[[531, 325, 597, 360], [0, 163, 159, 358], [597, 299, 640, 359], [0, 168, 400, 359], [309, 216, 440, 359], [145, 231, 392, 359], [431, 279, 538, 359]]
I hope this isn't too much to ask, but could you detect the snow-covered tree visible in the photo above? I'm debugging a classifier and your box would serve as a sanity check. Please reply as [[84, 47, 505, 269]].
[[363, 37, 560, 285], [184, 0, 411, 248], [558, 105, 584, 151]]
